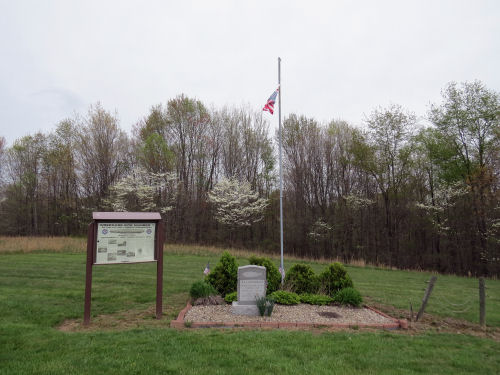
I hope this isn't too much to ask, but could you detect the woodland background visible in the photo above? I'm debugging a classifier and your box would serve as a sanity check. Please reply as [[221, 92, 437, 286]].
[[0, 81, 498, 276]]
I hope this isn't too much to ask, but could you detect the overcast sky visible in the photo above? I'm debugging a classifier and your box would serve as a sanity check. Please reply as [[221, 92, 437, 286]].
[[1, 0, 499, 145]]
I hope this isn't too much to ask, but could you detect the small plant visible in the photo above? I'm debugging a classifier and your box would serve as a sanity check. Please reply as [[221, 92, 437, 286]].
[[284, 264, 319, 294], [224, 291, 238, 303], [269, 290, 300, 305], [333, 287, 363, 307], [248, 255, 281, 294], [299, 293, 334, 306], [256, 296, 275, 316], [184, 321, 192, 328], [205, 251, 238, 297], [266, 298, 275, 316], [189, 280, 218, 300], [318, 262, 354, 297]]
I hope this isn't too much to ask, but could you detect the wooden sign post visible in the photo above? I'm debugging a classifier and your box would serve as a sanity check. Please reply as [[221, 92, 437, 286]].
[[83, 212, 164, 326]]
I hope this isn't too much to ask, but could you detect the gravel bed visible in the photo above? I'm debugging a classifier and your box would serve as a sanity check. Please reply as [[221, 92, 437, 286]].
[[184, 304, 394, 325]]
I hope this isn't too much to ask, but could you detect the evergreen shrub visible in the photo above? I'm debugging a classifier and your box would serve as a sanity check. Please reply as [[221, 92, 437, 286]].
[[205, 251, 238, 297], [319, 262, 353, 297], [248, 255, 281, 294], [284, 264, 319, 294]]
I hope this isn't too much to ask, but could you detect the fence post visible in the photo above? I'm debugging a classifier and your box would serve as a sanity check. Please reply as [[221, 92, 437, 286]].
[[416, 276, 437, 322], [479, 277, 486, 328]]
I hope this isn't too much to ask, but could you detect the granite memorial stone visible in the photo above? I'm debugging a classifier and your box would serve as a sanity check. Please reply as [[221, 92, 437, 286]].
[[231, 265, 266, 316]]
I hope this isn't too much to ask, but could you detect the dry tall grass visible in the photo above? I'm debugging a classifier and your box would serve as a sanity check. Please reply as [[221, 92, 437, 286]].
[[164, 243, 379, 268], [0, 236, 87, 253], [0, 236, 381, 269]]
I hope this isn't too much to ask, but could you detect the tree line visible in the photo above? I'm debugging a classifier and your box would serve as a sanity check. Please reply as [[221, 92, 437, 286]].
[[0, 81, 498, 276]]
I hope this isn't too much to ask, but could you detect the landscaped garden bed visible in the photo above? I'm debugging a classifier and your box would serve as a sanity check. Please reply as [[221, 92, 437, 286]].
[[173, 251, 406, 329]]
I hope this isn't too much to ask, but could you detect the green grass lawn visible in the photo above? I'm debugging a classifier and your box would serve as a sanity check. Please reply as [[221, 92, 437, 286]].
[[1, 249, 499, 374]]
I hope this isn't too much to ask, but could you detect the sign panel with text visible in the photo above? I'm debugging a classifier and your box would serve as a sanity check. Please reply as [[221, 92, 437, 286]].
[[95, 222, 156, 264]]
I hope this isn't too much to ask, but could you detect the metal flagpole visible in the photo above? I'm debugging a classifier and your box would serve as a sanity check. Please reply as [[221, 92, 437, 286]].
[[278, 57, 284, 284]]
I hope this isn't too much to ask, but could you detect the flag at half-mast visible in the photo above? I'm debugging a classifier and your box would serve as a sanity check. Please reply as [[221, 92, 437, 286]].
[[263, 86, 279, 114]]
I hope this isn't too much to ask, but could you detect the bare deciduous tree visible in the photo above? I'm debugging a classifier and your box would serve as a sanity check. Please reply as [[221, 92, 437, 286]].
[[76, 103, 129, 210]]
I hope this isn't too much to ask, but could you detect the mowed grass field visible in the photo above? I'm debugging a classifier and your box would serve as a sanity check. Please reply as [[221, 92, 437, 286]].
[[1, 237, 499, 374]]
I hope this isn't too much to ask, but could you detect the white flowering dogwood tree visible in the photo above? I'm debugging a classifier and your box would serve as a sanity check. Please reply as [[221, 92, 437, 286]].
[[105, 167, 177, 213], [208, 177, 269, 227], [307, 219, 333, 242]]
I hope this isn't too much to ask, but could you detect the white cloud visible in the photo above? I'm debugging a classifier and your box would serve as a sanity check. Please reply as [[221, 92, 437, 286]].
[[0, 0, 499, 144]]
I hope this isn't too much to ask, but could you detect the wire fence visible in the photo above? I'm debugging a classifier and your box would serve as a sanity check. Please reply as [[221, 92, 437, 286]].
[[412, 276, 487, 326]]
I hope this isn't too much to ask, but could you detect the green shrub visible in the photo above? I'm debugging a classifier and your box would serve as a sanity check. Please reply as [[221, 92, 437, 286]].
[[248, 255, 281, 294], [333, 287, 363, 307], [189, 280, 218, 300], [319, 262, 353, 297], [299, 293, 334, 306], [284, 264, 319, 294], [224, 291, 238, 303], [205, 251, 238, 297], [269, 290, 300, 305]]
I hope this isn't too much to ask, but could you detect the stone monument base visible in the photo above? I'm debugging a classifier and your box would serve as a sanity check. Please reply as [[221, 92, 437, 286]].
[[231, 302, 259, 316]]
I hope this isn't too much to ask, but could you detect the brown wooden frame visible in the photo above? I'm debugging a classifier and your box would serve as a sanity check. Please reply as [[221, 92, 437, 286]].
[[83, 212, 164, 326]]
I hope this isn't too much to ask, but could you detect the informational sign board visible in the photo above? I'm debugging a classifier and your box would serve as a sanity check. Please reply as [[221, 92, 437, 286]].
[[95, 222, 156, 264], [84, 212, 164, 325]]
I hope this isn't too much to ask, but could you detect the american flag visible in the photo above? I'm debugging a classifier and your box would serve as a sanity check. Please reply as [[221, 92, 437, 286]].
[[263, 86, 279, 114], [279, 266, 285, 280], [203, 262, 210, 275]]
